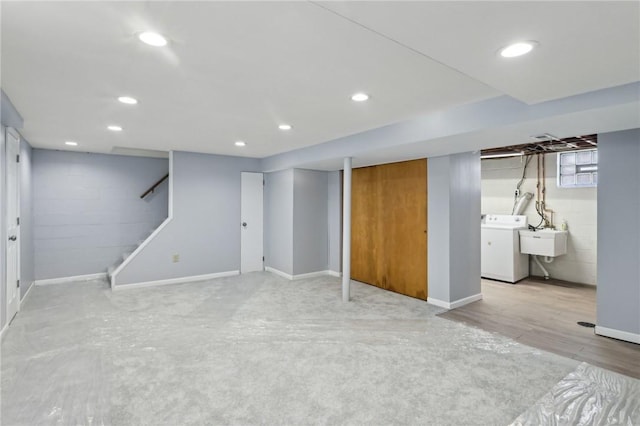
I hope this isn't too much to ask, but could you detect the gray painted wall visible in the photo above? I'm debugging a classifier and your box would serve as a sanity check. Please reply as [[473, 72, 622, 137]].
[[327, 171, 342, 273], [449, 152, 481, 301], [20, 140, 34, 297], [33, 150, 169, 280], [597, 129, 640, 336], [264, 169, 294, 275], [428, 152, 481, 303], [114, 151, 260, 285], [264, 168, 331, 276], [1, 91, 24, 130], [293, 169, 328, 275], [427, 156, 451, 302]]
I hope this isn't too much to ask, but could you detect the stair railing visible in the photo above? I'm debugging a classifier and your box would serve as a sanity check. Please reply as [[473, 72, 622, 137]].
[[140, 173, 169, 199]]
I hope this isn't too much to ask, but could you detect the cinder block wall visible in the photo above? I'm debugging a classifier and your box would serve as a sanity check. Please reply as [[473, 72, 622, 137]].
[[482, 153, 597, 285], [32, 150, 169, 280]]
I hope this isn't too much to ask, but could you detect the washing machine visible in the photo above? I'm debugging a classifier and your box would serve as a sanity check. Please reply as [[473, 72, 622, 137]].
[[481, 214, 529, 283]]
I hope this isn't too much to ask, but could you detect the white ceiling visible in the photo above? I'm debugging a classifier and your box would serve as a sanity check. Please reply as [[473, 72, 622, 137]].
[[320, 1, 640, 104], [2, 1, 639, 159]]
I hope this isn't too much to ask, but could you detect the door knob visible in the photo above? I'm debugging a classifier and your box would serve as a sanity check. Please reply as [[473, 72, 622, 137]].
[[8, 236, 17, 241], [242, 222, 247, 228]]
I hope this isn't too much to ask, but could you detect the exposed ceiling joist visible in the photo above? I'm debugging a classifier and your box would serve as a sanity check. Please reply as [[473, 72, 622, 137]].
[[481, 134, 598, 158]]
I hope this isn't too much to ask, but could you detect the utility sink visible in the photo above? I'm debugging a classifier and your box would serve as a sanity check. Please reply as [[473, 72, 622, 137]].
[[519, 229, 568, 257]]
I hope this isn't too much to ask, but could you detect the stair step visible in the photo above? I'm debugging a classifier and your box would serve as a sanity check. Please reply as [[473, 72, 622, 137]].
[[108, 243, 139, 279]]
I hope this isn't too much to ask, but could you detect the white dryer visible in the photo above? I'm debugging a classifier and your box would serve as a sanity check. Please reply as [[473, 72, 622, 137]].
[[481, 215, 529, 283]]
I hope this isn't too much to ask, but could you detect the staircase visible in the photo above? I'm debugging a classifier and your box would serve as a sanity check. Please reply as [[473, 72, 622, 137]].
[[107, 226, 160, 284], [107, 174, 169, 286], [107, 220, 164, 284]]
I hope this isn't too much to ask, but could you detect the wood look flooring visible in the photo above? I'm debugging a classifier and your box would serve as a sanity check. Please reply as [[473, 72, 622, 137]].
[[439, 278, 640, 379]]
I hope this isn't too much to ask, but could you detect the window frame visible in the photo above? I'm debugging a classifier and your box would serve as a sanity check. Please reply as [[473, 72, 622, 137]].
[[557, 148, 598, 188]]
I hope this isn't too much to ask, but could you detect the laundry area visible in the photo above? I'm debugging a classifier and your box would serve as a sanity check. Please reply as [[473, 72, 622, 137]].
[[480, 135, 595, 286], [441, 136, 639, 375]]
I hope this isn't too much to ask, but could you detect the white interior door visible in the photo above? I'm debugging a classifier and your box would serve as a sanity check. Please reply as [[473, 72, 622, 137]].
[[241, 172, 264, 273], [5, 128, 20, 323]]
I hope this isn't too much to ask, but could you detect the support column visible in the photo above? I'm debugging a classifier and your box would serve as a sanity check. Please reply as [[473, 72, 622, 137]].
[[342, 157, 352, 302]]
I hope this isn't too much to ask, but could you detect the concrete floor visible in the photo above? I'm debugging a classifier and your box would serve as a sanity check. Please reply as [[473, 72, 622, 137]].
[[0, 272, 606, 425]]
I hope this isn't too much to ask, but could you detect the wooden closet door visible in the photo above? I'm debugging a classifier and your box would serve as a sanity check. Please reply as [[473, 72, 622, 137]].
[[350, 159, 428, 300], [379, 159, 428, 300], [350, 166, 383, 288]]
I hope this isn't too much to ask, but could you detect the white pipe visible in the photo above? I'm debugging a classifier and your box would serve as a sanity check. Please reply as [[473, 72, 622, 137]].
[[342, 157, 352, 302], [544, 256, 554, 263], [533, 255, 550, 279]]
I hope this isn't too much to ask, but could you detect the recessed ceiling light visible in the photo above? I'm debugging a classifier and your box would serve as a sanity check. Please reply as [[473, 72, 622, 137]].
[[118, 96, 138, 105], [499, 41, 538, 58], [138, 31, 168, 47], [278, 124, 292, 130], [351, 93, 369, 102], [107, 125, 123, 132], [65, 141, 78, 146], [235, 141, 246, 147]]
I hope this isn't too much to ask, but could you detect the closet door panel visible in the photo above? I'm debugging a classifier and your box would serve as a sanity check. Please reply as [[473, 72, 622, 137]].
[[379, 160, 428, 300], [350, 166, 383, 287]]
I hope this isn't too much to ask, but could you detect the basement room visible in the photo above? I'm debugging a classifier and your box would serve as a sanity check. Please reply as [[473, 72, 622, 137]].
[[1, 1, 639, 425]]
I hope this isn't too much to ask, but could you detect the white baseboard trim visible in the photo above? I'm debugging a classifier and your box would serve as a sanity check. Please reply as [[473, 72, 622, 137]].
[[35, 273, 107, 286], [427, 293, 483, 310], [426, 297, 451, 309], [20, 281, 35, 306], [595, 326, 640, 344], [450, 293, 483, 309], [265, 267, 294, 280], [292, 270, 332, 280], [112, 270, 239, 291], [265, 268, 341, 280]]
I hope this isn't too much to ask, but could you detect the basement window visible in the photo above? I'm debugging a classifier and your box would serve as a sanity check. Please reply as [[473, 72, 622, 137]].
[[557, 149, 598, 188]]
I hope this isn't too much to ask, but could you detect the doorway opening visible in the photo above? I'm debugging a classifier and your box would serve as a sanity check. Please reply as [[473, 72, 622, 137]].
[[479, 135, 598, 286], [441, 135, 638, 378]]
